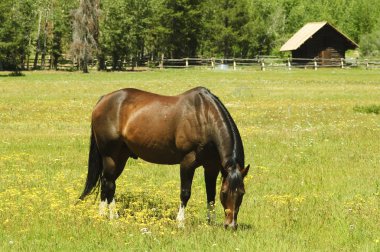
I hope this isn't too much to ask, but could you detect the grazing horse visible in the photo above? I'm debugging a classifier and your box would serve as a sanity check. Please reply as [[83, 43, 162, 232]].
[[79, 87, 250, 229]]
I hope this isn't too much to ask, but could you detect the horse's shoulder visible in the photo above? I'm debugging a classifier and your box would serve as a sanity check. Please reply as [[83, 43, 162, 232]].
[[182, 86, 210, 94], [119, 88, 146, 95], [180, 87, 213, 100], [115, 88, 166, 101]]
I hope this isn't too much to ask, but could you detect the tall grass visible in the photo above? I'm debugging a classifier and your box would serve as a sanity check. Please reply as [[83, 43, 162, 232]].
[[0, 69, 379, 251]]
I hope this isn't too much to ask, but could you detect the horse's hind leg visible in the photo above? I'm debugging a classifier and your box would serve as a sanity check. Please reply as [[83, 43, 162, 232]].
[[100, 145, 129, 219]]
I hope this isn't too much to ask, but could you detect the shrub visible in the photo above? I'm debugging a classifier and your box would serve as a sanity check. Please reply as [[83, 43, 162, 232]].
[[353, 104, 380, 114]]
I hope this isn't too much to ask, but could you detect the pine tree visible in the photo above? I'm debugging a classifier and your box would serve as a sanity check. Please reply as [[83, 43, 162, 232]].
[[160, 0, 203, 58], [0, 0, 36, 72]]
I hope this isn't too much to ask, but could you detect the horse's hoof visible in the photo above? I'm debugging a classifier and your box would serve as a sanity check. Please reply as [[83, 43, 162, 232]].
[[99, 200, 108, 217], [109, 212, 119, 220], [177, 221, 185, 229]]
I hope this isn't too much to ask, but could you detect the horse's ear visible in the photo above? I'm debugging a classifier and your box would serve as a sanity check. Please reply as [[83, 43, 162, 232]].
[[241, 165, 250, 178]]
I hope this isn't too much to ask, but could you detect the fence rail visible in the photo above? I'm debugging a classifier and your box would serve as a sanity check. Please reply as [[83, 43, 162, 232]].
[[26, 56, 380, 71], [157, 57, 380, 70]]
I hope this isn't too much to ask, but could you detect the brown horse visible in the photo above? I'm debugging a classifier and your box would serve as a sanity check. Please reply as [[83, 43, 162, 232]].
[[79, 87, 250, 229]]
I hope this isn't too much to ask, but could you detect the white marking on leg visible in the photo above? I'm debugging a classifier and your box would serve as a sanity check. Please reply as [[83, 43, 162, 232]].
[[99, 200, 107, 217], [109, 199, 119, 220], [176, 204, 185, 228], [207, 201, 216, 224]]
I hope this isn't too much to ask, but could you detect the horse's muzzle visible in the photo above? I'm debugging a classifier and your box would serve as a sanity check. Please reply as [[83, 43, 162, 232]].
[[224, 221, 238, 230]]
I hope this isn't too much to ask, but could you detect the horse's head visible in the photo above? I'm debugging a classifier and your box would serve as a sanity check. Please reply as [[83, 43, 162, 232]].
[[220, 163, 250, 230]]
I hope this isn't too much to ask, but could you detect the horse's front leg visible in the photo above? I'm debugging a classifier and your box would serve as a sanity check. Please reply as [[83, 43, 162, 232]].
[[177, 152, 198, 228], [203, 161, 220, 225]]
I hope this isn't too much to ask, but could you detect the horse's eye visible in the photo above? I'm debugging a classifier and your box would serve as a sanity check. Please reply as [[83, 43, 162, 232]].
[[237, 188, 245, 195], [221, 191, 228, 198]]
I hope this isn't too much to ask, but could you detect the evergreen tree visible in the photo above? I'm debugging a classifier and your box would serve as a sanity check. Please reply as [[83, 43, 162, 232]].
[[0, 0, 36, 71], [2, 0, 380, 71], [125, 0, 153, 68], [160, 0, 203, 58], [201, 0, 251, 58], [100, 0, 132, 70]]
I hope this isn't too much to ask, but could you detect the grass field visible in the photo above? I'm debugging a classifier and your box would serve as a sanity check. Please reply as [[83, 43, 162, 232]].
[[0, 68, 379, 251]]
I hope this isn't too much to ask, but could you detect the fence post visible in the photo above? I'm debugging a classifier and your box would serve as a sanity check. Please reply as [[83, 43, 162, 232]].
[[313, 58, 318, 70], [73, 58, 76, 70], [365, 59, 369, 70], [233, 59, 236, 70], [341, 58, 344, 69], [185, 58, 189, 68], [211, 58, 215, 69], [287, 56, 291, 70], [261, 59, 265, 71], [160, 54, 164, 70]]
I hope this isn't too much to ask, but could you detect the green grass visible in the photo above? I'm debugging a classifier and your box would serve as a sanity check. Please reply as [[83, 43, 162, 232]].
[[0, 68, 380, 251]]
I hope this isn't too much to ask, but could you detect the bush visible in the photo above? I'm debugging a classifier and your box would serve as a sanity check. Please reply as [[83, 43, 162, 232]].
[[353, 104, 380, 114]]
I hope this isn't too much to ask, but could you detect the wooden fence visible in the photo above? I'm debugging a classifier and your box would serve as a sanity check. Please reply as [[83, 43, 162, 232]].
[[28, 56, 380, 71], [157, 57, 380, 70]]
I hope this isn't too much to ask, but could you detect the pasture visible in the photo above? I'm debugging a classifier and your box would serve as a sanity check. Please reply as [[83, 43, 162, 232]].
[[0, 69, 379, 251]]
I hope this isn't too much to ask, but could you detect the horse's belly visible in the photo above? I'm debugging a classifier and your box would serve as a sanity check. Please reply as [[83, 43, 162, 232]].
[[126, 140, 183, 165], [123, 125, 184, 164]]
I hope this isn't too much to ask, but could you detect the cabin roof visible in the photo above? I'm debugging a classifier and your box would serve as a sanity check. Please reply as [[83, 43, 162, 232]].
[[280, 21, 358, 52]]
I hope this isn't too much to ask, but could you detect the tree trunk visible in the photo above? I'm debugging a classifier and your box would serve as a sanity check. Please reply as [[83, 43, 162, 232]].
[[112, 52, 119, 71], [83, 44, 89, 73], [27, 34, 32, 70], [20, 54, 25, 70], [97, 52, 106, 71], [41, 8, 50, 70], [33, 11, 42, 69]]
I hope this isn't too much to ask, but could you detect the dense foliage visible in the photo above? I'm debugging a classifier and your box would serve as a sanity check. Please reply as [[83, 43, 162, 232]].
[[1, 0, 380, 70]]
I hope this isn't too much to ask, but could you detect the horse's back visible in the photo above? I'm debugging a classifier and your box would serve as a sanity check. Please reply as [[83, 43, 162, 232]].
[[92, 87, 211, 164]]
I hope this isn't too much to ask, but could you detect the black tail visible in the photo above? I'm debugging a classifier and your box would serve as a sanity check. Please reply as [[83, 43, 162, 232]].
[[79, 127, 103, 200]]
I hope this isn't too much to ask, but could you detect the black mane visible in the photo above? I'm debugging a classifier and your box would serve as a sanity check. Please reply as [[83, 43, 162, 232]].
[[204, 89, 245, 169], [227, 165, 243, 190]]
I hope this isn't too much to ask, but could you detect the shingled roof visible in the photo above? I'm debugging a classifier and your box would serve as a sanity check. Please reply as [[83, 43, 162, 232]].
[[280, 21, 358, 52]]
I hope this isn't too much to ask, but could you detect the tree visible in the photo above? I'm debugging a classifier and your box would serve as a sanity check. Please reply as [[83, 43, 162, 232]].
[[100, 0, 156, 70], [360, 17, 380, 57], [344, 0, 380, 43], [144, 0, 171, 60], [33, 3, 53, 70], [0, 0, 36, 72], [100, 0, 131, 70], [159, 0, 203, 58], [122, 0, 154, 69], [3, 0, 380, 71], [50, 0, 77, 70], [201, 0, 252, 58], [71, 0, 100, 73], [248, 0, 286, 56]]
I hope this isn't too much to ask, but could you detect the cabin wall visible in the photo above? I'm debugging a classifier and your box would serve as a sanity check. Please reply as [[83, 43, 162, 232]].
[[292, 25, 351, 65]]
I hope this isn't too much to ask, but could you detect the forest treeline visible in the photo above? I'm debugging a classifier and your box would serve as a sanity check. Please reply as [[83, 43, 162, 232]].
[[1, 0, 380, 71]]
